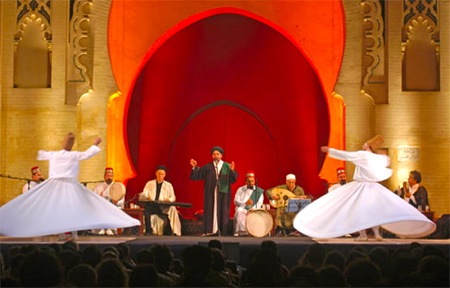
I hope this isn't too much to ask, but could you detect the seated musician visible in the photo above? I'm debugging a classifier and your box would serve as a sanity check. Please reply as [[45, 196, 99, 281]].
[[92, 167, 126, 235], [138, 165, 181, 236], [22, 166, 45, 193], [233, 171, 265, 236], [265, 174, 307, 236]]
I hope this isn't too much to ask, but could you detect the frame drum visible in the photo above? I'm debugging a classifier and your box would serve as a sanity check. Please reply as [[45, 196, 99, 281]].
[[246, 209, 273, 237], [109, 182, 125, 203]]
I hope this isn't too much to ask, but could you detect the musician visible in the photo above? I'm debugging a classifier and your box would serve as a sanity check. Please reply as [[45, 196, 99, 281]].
[[139, 165, 181, 236], [233, 171, 264, 236], [404, 170, 430, 211], [328, 167, 347, 192], [190, 146, 238, 236], [265, 174, 307, 236], [93, 167, 126, 235], [22, 166, 45, 193]]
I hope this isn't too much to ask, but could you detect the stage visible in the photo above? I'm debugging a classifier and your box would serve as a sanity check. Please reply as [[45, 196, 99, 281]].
[[1, 235, 449, 269]]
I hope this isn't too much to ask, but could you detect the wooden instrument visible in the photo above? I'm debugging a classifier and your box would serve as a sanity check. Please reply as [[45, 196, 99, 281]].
[[138, 200, 192, 208], [269, 188, 296, 208]]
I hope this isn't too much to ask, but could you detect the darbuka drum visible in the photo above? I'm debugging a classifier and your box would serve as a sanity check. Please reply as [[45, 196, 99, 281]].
[[246, 209, 273, 237]]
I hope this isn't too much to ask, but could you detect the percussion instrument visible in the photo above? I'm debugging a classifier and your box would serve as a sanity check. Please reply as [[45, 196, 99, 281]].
[[109, 182, 126, 202], [269, 188, 296, 208], [246, 209, 273, 237]]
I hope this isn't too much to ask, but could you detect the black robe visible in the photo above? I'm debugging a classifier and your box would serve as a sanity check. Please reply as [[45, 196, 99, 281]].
[[190, 162, 238, 234]]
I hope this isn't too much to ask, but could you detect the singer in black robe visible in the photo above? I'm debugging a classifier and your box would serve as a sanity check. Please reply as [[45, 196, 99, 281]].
[[190, 146, 238, 236]]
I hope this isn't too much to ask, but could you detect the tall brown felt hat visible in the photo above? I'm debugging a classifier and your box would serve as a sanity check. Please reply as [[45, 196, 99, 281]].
[[62, 133, 76, 151], [366, 135, 384, 151]]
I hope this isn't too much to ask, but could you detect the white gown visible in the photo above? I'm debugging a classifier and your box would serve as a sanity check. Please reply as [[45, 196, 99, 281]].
[[0, 146, 140, 237], [293, 148, 436, 239]]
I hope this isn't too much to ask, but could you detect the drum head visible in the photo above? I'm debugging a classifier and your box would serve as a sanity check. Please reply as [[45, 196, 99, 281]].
[[109, 182, 125, 202], [246, 210, 273, 237]]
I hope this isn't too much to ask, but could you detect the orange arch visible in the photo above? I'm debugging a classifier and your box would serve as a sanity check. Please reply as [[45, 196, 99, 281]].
[[107, 1, 346, 196]]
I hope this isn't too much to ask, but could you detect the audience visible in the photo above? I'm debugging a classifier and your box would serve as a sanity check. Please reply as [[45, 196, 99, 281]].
[[96, 258, 129, 287], [129, 264, 159, 287], [344, 257, 381, 287], [19, 250, 64, 287], [0, 239, 448, 287], [66, 263, 97, 287]]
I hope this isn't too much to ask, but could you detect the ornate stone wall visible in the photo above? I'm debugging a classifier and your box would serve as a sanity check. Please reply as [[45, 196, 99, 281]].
[[1, 0, 448, 217]]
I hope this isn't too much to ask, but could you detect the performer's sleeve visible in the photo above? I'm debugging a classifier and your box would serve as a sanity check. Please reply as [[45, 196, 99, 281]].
[[92, 184, 101, 195], [190, 166, 205, 180], [229, 169, 238, 184], [138, 191, 147, 201], [37, 150, 52, 160], [418, 187, 429, 208], [234, 189, 245, 207], [328, 148, 367, 165], [296, 186, 306, 196], [168, 183, 176, 202], [76, 145, 101, 160], [141, 182, 152, 201]]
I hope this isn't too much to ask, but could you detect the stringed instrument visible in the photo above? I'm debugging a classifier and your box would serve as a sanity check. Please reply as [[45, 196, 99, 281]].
[[269, 187, 296, 208]]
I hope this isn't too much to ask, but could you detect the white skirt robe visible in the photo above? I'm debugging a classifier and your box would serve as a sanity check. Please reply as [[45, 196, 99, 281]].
[[293, 148, 436, 239], [0, 178, 140, 237], [0, 146, 140, 237]]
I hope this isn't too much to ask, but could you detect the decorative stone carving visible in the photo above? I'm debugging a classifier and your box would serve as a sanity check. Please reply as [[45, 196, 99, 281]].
[[361, 0, 388, 104], [402, 0, 439, 91], [67, 0, 93, 104], [14, 1, 52, 88]]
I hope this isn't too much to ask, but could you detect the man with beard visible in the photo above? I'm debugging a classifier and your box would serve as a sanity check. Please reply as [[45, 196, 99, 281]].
[[93, 167, 126, 235], [328, 167, 347, 192], [190, 146, 238, 236], [22, 166, 45, 193]]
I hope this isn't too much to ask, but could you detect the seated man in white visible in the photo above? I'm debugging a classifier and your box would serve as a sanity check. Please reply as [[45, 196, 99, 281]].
[[92, 167, 126, 235], [139, 165, 181, 236], [234, 171, 264, 236]]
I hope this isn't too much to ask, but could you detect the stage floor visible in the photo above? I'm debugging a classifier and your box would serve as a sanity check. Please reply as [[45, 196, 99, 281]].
[[1, 235, 449, 269]]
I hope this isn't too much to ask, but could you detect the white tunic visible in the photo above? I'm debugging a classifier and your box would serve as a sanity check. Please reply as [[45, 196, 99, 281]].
[[93, 181, 126, 208], [139, 180, 181, 236], [22, 181, 40, 194], [0, 146, 140, 237], [233, 185, 264, 233], [293, 148, 436, 239]]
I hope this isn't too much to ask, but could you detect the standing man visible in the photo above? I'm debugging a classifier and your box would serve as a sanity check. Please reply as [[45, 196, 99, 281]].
[[328, 167, 347, 192], [233, 171, 264, 236], [139, 165, 181, 236], [404, 170, 430, 211], [22, 166, 45, 193], [190, 146, 238, 236], [265, 174, 307, 236], [93, 167, 126, 235]]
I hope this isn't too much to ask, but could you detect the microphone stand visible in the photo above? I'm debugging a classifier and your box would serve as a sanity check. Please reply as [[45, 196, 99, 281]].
[[0, 173, 32, 182], [80, 180, 104, 187]]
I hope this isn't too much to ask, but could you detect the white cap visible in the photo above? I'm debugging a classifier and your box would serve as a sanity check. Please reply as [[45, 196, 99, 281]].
[[286, 174, 296, 180]]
